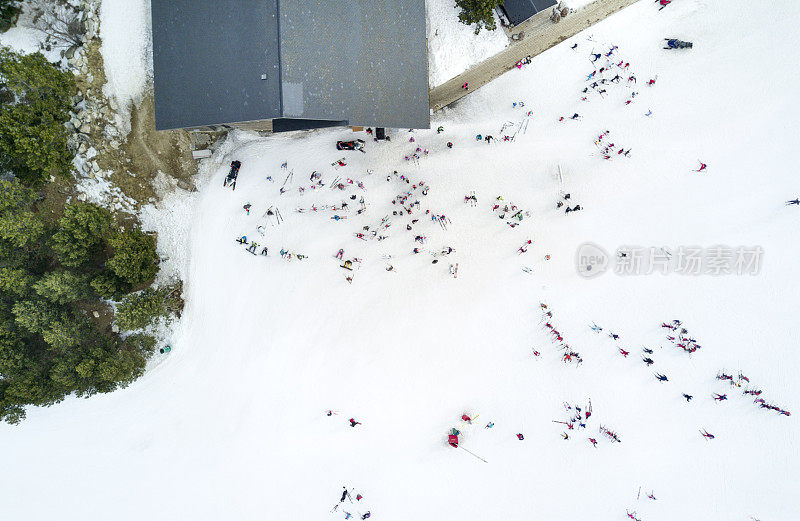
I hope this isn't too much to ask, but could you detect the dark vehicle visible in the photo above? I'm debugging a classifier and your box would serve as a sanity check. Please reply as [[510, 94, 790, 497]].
[[664, 38, 693, 49], [336, 139, 366, 153], [224, 160, 241, 190]]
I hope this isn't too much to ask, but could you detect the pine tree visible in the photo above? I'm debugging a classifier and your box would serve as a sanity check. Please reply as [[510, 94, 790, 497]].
[[33, 270, 88, 304], [106, 228, 159, 286], [455, 0, 502, 33], [51, 202, 114, 268], [0, 1, 21, 33], [0, 47, 75, 185], [0, 178, 45, 249]]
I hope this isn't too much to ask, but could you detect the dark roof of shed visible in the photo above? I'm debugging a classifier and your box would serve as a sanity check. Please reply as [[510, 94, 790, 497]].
[[151, 0, 430, 131], [501, 0, 558, 26]]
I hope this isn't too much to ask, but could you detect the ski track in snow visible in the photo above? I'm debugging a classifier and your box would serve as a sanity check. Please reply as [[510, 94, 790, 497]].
[[2, 1, 800, 521]]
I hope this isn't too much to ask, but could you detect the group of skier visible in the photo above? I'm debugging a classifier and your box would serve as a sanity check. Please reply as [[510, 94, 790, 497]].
[[716, 371, 791, 417], [542, 303, 583, 365], [331, 486, 369, 519]]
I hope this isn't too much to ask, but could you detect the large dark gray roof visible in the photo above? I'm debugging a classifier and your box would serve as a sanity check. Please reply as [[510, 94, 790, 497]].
[[151, 0, 430, 131], [501, 0, 558, 26], [151, 0, 281, 130]]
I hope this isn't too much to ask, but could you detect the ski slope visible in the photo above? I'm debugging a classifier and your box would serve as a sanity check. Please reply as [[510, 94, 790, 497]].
[[2, 1, 800, 520]]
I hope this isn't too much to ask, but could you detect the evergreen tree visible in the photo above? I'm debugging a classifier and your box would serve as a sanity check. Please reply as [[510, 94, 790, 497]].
[[455, 0, 502, 33], [0, 178, 45, 250], [115, 286, 181, 331], [90, 270, 131, 300], [0, 47, 75, 185], [106, 228, 158, 286], [33, 270, 88, 304], [51, 202, 114, 268], [0, 267, 35, 298], [0, 1, 21, 33]]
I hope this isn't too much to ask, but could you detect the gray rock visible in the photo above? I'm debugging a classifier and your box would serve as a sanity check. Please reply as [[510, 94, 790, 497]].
[[79, 123, 91, 134], [65, 44, 80, 60]]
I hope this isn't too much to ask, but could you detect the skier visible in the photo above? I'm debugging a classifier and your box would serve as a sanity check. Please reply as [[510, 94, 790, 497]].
[[461, 414, 472, 423], [642, 347, 654, 354], [446, 142, 453, 148], [356, 494, 363, 501], [647, 492, 657, 500], [658, 0, 671, 10], [485, 422, 495, 429], [683, 393, 693, 402], [336, 248, 344, 260], [243, 203, 251, 215], [462, 82, 469, 90], [349, 418, 361, 427], [700, 429, 715, 440], [713, 393, 728, 401], [361, 512, 371, 520], [619, 348, 630, 357], [571, 43, 578, 50], [785, 198, 800, 205], [247, 242, 258, 254], [589, 437, 598, 447], [260, 246, 268, 256], [695, 161, 708, 172], [236, 236, 248, 244], [591, 53, 602, 62], [517, 433, 525, 440], [485, 135, 493, 144], [654, 373, 668, 382], [437, 126, 444, 133], [570, 113, 581, 120], [642, 356, 654, 366]]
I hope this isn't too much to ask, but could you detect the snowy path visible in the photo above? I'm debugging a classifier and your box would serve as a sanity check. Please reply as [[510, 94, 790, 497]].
[[430, 0, 641, 110]]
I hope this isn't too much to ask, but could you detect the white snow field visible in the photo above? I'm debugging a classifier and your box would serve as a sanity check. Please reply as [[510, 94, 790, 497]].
[[426, 0, 508, 86], [3, 1, 800, 520]]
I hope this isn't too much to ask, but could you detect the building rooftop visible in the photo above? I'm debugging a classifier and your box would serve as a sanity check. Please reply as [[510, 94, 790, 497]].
[[151, 0, 430, 131]]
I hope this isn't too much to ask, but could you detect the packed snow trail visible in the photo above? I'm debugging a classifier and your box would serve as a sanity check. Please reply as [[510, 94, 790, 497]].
[[2, 1, 800, 521]]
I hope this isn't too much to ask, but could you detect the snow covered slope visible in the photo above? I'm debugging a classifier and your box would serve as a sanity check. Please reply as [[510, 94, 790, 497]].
[[2, 1, 800, 521]]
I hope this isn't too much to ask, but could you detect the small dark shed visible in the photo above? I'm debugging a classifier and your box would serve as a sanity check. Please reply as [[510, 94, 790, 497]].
[[501, 0, 558, 26]]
